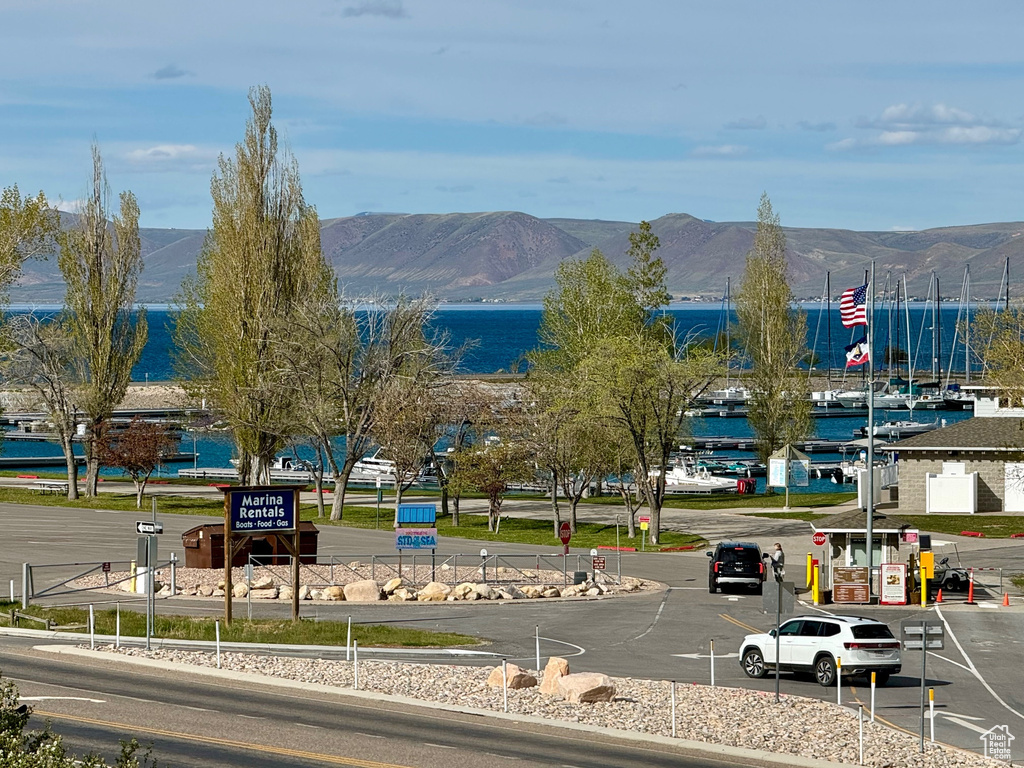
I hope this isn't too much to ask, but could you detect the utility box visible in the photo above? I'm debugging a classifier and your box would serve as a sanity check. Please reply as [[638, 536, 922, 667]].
[[182, 525, 252, 569], [250, 522, 320, 565]]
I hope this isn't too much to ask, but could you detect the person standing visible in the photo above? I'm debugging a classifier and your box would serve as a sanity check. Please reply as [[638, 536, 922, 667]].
[[771, 543, 785, 580]]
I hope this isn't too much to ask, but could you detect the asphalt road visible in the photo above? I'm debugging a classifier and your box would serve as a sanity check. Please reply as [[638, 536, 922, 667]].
[[3, 496, 1024, 762], [0, 643, 769, 768]]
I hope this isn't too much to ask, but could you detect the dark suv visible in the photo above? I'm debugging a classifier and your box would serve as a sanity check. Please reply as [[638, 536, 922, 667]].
[[707, 541, 765, 594]]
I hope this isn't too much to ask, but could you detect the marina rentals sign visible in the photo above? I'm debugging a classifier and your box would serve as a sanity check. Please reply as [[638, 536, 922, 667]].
[[227, 487, 298, 533]]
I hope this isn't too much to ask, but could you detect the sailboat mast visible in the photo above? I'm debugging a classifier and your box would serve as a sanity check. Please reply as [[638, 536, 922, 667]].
[[965, 266, 971, 383], [936, 275, 942, 383], [866, 261, 876, 597], [931, 272, 938, 380], [1006, 257, 1011, 310], [826, 271, 833, 390], [895, 279, 901, 384], [725, 277, 731, 387], [904, 274, 912, 398]]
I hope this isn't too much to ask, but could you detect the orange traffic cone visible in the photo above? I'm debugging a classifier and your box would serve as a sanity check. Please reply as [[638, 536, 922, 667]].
[[936, 588, 943, 603], [1004, 592, 1010, 607], [966, 577, 976, 605]]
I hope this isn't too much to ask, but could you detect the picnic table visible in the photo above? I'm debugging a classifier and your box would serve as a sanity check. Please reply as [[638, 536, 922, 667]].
[[33, 480, 69, 495]]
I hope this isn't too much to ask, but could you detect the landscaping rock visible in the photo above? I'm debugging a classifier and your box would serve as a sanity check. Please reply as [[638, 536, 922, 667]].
[[471, 583, 495, 600], [558, 673, 615, 703], [321, 586, 345, 601], [417, 581, 451, 602], [391, 587, 416, 601], [251, 575, 274, 590], [198, 584, 215, 597], [278, 585, 293, 601], [297, 584, 311, 600], [251, 587, 278, 599], [452, 582, 475, 600], [343, 579, 381, 602], [486, 663, 537, 689], [232, 583, 248, 598], [541, 587, 561, 598], [382, 577, 403, 595], [212, 587, 225, 597], [540, 657, 571, 695]]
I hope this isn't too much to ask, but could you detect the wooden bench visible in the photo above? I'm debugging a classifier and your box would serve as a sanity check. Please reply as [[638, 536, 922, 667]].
[[33, 480, 69, 495]]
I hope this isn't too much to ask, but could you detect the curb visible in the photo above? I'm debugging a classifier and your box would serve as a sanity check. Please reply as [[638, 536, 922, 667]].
[[35, 644, 860, 768]]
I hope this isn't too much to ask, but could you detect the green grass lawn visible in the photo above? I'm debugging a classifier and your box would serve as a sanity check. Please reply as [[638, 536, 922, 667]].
[[0, 600, 479, 647], [0, 487, 223, 515], [741, 509, 1024, 539], [305, 505, 706, 551], [582, 491, 856, 511]]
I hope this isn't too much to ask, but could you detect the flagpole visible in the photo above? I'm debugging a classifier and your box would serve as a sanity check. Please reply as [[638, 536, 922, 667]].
[[866, 261, 875, 601]]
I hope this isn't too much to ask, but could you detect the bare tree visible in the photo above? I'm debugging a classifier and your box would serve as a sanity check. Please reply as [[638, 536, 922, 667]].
[[57, 145, 147, 497], [2, 314, 81, 497], [96, 417, 180, 507], [176, 85, 332, 485]]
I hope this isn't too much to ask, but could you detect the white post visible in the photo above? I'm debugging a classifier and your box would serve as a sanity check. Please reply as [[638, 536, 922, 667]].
[[502, 658, 509, 713], [354, 640, 359, 690], [21, 563, 29, 609], [346, 615, 352, 661], [535, 625, 540, 672], [837, 657, 842, 706], [870, 671, 876, 723], [859, 706, 864, 765], [170, 552, 177, 596], [89, 605, 95, 649], [929, 688, 935, 743], [710, 639, 715, 687], [9, 579, 13, 603], [115, 603, 121, 649], [215, 620, 221, 669], [671, 680, 677, 738]]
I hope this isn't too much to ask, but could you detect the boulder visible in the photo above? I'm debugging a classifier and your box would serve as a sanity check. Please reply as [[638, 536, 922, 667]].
[[211, 587, 225, 598], [392, 587, 417, 601], [561, 585, 581, 598], [541, 587, 561, 598], [251, 587, 278, 599], [540, 656, 571, 695], [452, 582, 475, 600], [417, 582, 452, 602], [519, 585, 542, 599], [216, 579, 226, 590], [198, 584, 215, 597], [321, 586, 345, 601], [278, 585, 294, 601], [557, 673, 615, 703], [585, 587, 601, 597], [309, 589, 323, 600], [232, 583, 249, 598], [251, 575, 274, 590], [471, 583, 495, 600], [157, 585, 173, 597], [343, 579, 381, 602], [486, 663, 537, 690], [382, 577, 404, 595], [297, 584, 311, 600]]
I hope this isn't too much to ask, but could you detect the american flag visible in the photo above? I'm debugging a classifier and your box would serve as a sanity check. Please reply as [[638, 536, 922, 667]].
[[840, 283, 868, 327]]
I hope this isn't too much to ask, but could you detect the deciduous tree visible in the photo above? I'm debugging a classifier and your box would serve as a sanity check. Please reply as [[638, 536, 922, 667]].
[[176, 86, 332, 485], [734, 193, 812, 464], [58, 145, 148, 496], [96, 417, 180, 507]]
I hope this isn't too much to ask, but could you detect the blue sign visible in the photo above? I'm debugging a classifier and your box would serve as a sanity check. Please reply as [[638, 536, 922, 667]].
[[227, 488, 297, 533], [396, 503, 437, 526], [396, 527, 438, 550]]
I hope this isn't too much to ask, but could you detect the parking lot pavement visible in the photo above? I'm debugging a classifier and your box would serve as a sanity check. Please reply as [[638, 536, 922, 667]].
[[4, 500, 1024, 759]]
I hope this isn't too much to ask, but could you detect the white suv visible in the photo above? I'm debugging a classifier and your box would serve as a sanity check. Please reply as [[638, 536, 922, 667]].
[[739, 615, 901, 687]]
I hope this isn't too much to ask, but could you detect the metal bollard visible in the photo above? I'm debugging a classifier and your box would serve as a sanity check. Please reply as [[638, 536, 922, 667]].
[[170, 552, 177, 596], [870, 671, 876, 722], [346, 616, 352, 662], [929, 687, 935, 743], [710, 639, 716, 687], [215, 620, 221, 668], [22, 563, 29, 609], [89, 605, 95, 649], [837, 657, 842, 705], [116, 603, 121, 648], [859, 706, 864, 765], [354, 640, 359, 690], [535, 625, 540, 672]]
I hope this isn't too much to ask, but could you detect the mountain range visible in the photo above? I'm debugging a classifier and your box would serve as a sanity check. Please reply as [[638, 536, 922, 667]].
[[13, 211, 1023, 304]]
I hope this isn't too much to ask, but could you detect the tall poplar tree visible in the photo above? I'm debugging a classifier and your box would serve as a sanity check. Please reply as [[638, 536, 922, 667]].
[[735, 193, 812, 464], [177, 86, 332, 485], [59, 145, 148, 496]]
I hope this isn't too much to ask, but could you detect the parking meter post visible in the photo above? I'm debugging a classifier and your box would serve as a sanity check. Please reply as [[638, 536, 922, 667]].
[[929, 687, 935, 743], [870, 671, 876, 722]]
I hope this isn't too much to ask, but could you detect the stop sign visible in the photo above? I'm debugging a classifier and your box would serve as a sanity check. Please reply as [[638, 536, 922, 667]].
[[812, 531, 827, 546], [559, 522, 572, 545]]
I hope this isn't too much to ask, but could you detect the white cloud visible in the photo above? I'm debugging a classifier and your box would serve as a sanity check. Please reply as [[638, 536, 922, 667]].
[[691, 144, 748, 157], [123, 144, 217, 168], [340, 0, 407, 19], [836, 103, 1021, 149], [54, 198, 86, 213]]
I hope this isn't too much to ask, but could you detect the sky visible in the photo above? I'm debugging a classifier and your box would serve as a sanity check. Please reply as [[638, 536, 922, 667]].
[[4, 1, 1024, 232]]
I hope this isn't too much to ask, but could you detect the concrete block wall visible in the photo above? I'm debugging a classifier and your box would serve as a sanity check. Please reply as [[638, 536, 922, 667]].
[[897, 453, 1005, 512]]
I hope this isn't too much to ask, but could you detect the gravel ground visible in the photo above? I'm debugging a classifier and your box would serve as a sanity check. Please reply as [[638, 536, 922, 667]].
[[96, 646, 1003, 768]]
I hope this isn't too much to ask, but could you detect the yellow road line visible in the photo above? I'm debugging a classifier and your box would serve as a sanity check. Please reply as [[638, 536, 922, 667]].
[[718, 613, 762, 634], [35, 710, 413, 768]]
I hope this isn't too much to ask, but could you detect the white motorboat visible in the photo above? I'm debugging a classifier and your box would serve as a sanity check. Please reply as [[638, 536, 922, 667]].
[[859, 419, 944, 439], [835, 390, 868, 408], [651, 463, 738, 494]]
